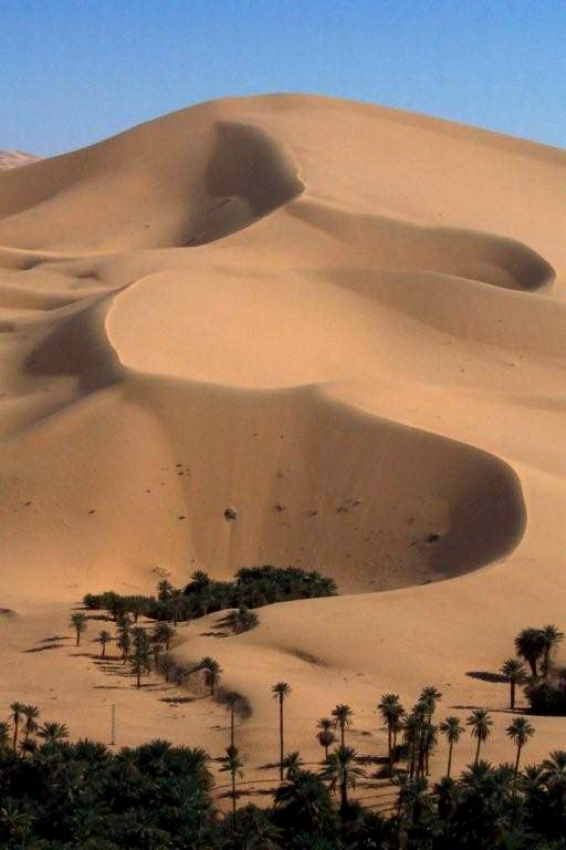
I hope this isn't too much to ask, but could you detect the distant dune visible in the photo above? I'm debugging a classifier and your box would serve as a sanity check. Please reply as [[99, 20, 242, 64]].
[[0, 149, 40, 170], [0, 95, 565, 779]]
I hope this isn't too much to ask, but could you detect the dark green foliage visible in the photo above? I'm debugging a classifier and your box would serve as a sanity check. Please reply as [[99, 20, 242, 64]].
[[83, 565, 337, 626], [526, 680, 566, 715]]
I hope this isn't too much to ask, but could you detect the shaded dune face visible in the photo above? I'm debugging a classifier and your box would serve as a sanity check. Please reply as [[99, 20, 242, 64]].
[[1, 93, 561, 600], [187, 121, 304, 245], [291, 200, 554, 292]]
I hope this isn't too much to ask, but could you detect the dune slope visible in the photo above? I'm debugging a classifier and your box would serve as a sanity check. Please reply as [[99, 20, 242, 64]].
[[1, 94, 565, 775]]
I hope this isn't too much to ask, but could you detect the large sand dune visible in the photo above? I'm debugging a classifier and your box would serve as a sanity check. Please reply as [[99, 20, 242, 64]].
[[1, 95, 565, 781]]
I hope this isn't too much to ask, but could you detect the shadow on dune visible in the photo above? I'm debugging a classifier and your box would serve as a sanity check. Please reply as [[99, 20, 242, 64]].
[[186, 121, 304, 245]]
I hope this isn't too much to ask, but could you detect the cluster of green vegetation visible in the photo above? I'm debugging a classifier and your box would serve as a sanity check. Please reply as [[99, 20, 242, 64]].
[[2, 693, 566, 849], [83, 565, 337, 626], [500, 624, 566, 715]]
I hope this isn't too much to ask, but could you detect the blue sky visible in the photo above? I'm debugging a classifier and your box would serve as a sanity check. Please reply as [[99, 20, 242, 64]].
[[1, 0, 564, 156]]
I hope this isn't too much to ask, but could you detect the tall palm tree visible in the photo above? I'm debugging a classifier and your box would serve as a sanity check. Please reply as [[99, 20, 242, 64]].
[[439, 716, 463, 778], [500, 658, 527, 709], [419, 686, 442, 723], [22, 705, 40, 746], [377, 694, 404, 776], [36, 721, 69, 744], [467, 709, 493, 766], [70, 612, 87, 646], [316, 718, 336, 762], [200, 657, 222, 697], [321, 745, 366, 814], [225, 692, 240, 748], [98, 630, 112, 658], [9, 702, 25, 752], [515, 628, 546, 678], [541, 624, 564, 677], [332, 704, 353, 747], [272, 682, 291, 781], [506, 716, 535, 774], [220, 745, 244, 820]]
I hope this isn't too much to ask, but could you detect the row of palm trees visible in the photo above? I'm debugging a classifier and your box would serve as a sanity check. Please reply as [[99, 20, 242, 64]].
[[257, 682, 538, 814], [2, 703, 69, 755]]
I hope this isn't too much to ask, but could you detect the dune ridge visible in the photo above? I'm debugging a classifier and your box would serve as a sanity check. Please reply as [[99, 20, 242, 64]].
[[1, 94, 565, 774]]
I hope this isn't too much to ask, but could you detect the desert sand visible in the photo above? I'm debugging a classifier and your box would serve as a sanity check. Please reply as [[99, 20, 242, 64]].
[[0, 95, 565, 803]]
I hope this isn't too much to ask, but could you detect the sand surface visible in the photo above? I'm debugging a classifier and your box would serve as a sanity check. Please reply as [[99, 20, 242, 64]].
[[0, 95, 565, 802]]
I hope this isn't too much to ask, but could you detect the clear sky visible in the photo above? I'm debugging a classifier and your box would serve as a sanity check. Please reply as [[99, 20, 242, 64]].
[[1, 0, 564, 156]]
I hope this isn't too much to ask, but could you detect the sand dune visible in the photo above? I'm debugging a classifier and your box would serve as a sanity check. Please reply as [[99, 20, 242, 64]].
[[0, 149, 40, 170], [1, 94, 565, 778]]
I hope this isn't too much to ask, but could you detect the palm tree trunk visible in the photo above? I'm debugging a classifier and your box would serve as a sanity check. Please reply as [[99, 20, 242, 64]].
[[279, 696, 284, 781], [510, 680, 515, 709], [514, 742, 522, 774], [388, 724, 393, 776], [340, 778, 348, 813], [447, 740, 453, 778], [230, 707, 235, 748], [231, 772, 236, 818], [340, 723, 345, 747], [474, 736, 481, 767], [136, 668, 141, 689], [12, 719, 18, 752]]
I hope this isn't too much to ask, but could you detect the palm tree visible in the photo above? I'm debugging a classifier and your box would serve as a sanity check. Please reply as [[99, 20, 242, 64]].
[[282, 751, 304, 780], [439, 716, 463, 778], [506, 716, 535, 773], [117, 630, 131, 662], [541, 749, 566, 803], [153, 622, 175, 651], [273, 769, 335, 834], [98, 630, 112, 658], [467, 709, 493, 766], [321, 745, 366, 814], [9, 702, 24, 752], [272, 682, 291, 781], [332, 704, 353, 747], [419, 686, 442, 722], [70, 612, 87, 646], [515, 627, 546, 678], [225, 692, 240, 748], [22, 705, 40, 746], [0, 721, 10, 753], [316, 718, 336, 762], [36, 721, 69, 744], [220, 745, 244, 820], [378, 694, 404, 776], [200, 657, 222, 697], [541, 624, 564, 677], [500, 658, 527, 709]]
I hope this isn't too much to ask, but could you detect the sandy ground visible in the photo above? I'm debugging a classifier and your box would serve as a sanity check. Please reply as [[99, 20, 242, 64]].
[[0, 95, 565, 805]]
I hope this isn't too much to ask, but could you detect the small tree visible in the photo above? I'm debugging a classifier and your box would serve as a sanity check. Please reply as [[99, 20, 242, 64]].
[[98, 630, 112, 658], [439, 716, 463, 778], [200, 657, 222, 697], [515, 628, 546, 678], [9, 703, 25, 752], [332, 704, 353, 747], [321, 745, 366, 814], [153, 622, 175, 651], [507, 716, 535, 774], [316, 717, 336, 762], [70, 612, 87, 646], [467, 710, 493, 766], [37, 721, 69, 745], [501, 658, 527, 709]]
